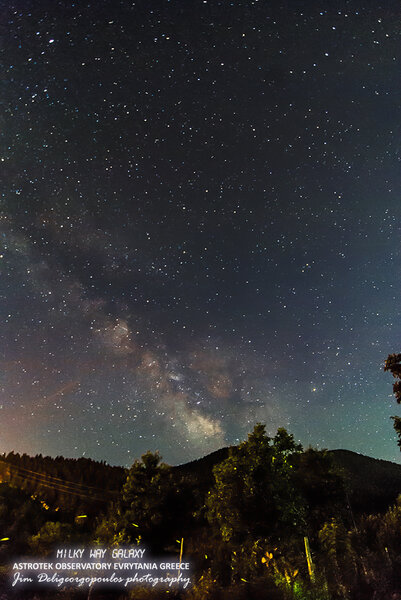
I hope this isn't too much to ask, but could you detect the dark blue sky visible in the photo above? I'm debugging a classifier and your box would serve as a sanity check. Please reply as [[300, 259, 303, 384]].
[[1, 0, 400, 466]]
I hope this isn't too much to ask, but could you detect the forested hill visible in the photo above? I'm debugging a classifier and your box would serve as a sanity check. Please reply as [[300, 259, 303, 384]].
[[0, 452, 126, 510], [1, 447, 401, 514], [174, 447, 401, 514], [328, 449, 401, 513]]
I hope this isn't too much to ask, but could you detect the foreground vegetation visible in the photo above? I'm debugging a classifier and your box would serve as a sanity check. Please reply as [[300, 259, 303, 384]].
[[1, 422, 401, 599]]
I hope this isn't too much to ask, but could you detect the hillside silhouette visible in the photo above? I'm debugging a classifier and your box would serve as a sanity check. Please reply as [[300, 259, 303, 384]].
[[1, 445, 401, 514], [1, 428, 401, 599], [174, 446, 401, 514]]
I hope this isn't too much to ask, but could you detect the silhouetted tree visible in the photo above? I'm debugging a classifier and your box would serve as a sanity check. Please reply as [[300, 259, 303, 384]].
[[384, 353, 401, 448], [206, 424, 305, 544], [98, 450, 192, 553]]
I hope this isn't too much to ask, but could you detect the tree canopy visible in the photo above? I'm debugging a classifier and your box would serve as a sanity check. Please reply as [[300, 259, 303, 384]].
[[384, 353, 401, 448], [206, 424, 305, 544]]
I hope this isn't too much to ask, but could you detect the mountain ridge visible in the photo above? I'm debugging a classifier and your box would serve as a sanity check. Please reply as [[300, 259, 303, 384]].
[[2, 446, 401, 514]]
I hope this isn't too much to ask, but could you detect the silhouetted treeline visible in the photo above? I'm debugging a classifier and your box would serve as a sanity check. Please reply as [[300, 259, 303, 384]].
[[0, 451, 126, 511], [1, 428, 401, 599]]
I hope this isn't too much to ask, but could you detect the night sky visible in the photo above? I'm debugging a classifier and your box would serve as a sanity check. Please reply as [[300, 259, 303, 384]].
[[1, 0, 400, 467]]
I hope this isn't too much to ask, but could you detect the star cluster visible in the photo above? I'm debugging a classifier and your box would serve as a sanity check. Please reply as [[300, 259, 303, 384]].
[[1, 0, 400, 465]]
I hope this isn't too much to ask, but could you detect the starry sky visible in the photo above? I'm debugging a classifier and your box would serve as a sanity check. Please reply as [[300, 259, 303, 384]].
[[1, 0, 400, 467]]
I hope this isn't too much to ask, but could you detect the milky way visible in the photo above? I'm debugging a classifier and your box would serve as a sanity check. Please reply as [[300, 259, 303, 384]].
[[1, 0, 400, 466]]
